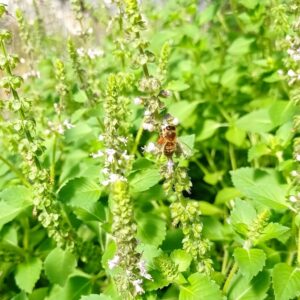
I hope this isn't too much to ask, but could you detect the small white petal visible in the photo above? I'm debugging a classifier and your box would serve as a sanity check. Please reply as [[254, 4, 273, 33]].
[[288, 69, 296, 77], [134, 97, 142, 105]]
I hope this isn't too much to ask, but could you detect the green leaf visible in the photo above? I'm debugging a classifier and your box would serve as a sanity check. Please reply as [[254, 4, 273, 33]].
[[137, 214, 166, 247], [44, 248, 77, 286], [228, 271, 270, 300], [221, 67, 240, 88], [225, 126, 246, 147], [73, 90, 88, 103], [199, 201, 223, 215], [215, 187, 241, 205], [231, 168, 288, 211], [228, 37, 254, 55], [28, 287, 49, 300], [15, 257, 42, 293], [12, 291, 28, 300], [248, 144, 270, 162], [234, 248, 266, 280], [58, 276, 92, 300], [230, 199, 256, 236], [168, 100, 201, 126], [269, 101, 296, 127], [80, 295, 112, 300], [0, 186, 32, 229], [236, 109, 275, 133], [255, 223, 290, 244], [179, 273, 223, 300], [196, 120, 222, 141], [170, 249, 192, 272], [73, 201, 106, 222], [65, 123, 93, 142], [272, 263, 300, 300], [58, 177, 101, 205], [178, 134, 195, 155], [204, 171, 224, 185], [129, 168, 161, 192], [167, 80, 190, 91], [238, 0, 259, 9]]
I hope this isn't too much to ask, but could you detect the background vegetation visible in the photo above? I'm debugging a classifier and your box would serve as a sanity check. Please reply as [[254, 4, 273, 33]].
[[0, 0, 300, 299]]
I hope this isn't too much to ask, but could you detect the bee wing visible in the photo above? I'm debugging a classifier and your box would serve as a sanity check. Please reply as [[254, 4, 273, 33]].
[[177, 135, 194, 158]]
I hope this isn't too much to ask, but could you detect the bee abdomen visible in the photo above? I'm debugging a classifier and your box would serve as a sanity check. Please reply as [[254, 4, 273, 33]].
[[164, 141, 176, 157]]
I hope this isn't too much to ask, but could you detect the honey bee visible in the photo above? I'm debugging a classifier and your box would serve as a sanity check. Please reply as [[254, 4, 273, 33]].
[[157, 114, 182, 159]]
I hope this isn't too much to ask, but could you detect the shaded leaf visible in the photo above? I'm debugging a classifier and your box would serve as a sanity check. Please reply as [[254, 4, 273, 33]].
[[58, 177, 101, 205], [234, 248, 266, 280], [272, 263, 300, 300], [44, 248, 77, 286], [129, 168, 161, 192], [228, 271, 270, 300], [179, 273, 223, 300], [137, 214, 166, 247], [231, 168, 288, 211], [15, 257, 42, 293]]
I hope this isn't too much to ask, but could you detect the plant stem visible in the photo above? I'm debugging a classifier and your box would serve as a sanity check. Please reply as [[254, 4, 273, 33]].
[[0, 155, 30, 187], [131, 119, 144, 155], [221, 246, 229, 275], [297, 228, 300, 266], [223, 261, 238, 295], [1, 39, 42, 170], [229, 144, 237, 170], [50, 134, 57, 185]]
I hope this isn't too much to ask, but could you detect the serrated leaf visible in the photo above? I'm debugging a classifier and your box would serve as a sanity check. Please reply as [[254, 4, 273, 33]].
[[228, 271, 270, 300], [255, 223, 290, 245], [15, 257, 42, 293], [58, 177, 101, 205], [170, 250, 192, 272], [0, 186, 32, 229], [44, 248, 77, 286], [137, 214, 166, 247], [236, 109, 275, 133], [231, 168, 288, 211], [129, 168, 161, 192], [234, 248, 266, 280], [272, 263, 300, 300], [179, 273, 223, 300]]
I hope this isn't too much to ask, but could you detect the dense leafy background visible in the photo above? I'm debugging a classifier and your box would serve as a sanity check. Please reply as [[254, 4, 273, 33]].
[[0, 0, 300, 299]]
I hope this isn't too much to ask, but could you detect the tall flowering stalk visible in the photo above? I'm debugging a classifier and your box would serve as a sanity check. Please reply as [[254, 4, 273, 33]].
[[100, 73, 152, 298], [278, 2, 300, 266], [110, 0, 213, 277]]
